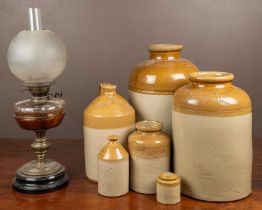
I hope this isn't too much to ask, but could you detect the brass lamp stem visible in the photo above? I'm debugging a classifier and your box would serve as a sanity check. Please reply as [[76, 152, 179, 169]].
[[31, 130, 51, 168]]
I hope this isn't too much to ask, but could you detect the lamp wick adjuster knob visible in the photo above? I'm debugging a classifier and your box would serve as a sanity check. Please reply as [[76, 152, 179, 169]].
[[49, 91, 63, 98]]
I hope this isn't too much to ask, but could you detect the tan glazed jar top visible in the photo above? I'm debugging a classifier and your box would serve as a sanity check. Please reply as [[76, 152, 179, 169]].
[[128, 121, 170, 159], [84, 83, 135, 129], [99, 83, 117, 94], [98, 135, 129, 161], [135, 120, 163, 132], [129, 44, 199, 94], [157, 172, 180, 186], [174, 71, 252, 116]]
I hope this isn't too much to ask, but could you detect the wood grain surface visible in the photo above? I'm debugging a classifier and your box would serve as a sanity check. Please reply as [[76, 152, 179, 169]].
[[0, 138, 261, 210]]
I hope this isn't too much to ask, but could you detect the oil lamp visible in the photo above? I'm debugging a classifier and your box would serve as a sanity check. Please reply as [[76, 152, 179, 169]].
[[7, 8, 68, 193]]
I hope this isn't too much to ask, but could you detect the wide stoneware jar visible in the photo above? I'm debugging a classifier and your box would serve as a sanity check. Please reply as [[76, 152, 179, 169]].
[[128, 121, 170, 194], [98, 135, 129, 197], [84, 83, 135, 182], [129, 44, 198, 136], [173, 71, 252, 201]]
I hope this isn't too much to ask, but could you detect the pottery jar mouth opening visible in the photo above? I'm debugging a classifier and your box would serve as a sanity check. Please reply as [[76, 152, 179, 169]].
[[100, 83, 116, 95], [148, 44, 183, 60], [107, 135, 118, 143], [189, 71, 234, 84], [135, 120, 163, 133]]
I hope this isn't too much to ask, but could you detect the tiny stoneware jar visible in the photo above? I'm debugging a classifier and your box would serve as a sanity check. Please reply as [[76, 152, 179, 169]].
[[84, 83, 135, 182], [157, 172, 181, 205], [129, 44, 198, 136], [128, 121, 170, 194], [98, 135, 129, 197], [173, 71, 252, 202]]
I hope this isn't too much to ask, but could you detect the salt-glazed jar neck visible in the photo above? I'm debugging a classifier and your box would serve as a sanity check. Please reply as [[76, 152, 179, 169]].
[[189, 71, 234, 89], [108, 135, 118, 143], [136, 120, 163, 133], [100, 83, 116, 95], [148, 44, 182, 60]]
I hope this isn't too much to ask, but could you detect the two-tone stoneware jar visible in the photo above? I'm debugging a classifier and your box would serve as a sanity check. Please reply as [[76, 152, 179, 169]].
[[98, 135, 129, 197], [129, 44, 198, 136], [128, 121, 170, 194], [156, 172, 181, 205], [173, 71, 252, 201], [84, 83, 135, 182]]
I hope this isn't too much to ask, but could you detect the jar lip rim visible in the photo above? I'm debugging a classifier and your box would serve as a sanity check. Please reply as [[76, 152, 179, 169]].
[[136, 120, 163, 132], [100, 83, 116, 93], [148, 44, 183, 52], [189, 71, 234, 83]]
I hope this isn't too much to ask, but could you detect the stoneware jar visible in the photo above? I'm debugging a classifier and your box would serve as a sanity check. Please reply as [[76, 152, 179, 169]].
[[128, 121, 170, 194], [129, 44, 198, 136], [84, 83, 135, 182], [98, 135, 129, 197], [173, 71, 252, 202], [157, 172, 181, 205]]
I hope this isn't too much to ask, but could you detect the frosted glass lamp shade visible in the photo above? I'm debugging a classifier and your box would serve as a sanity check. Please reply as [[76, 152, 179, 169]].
[[7, 30, 66, 84]]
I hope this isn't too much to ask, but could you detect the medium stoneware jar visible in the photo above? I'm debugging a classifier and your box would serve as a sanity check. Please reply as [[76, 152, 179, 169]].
[[156, 172, 181, 205], [128, 121, 170, 194], [129, 44, 198, 136], [98, 135, 129, 197], [173, 71, 252, 202], [84, 83, 135, 182]]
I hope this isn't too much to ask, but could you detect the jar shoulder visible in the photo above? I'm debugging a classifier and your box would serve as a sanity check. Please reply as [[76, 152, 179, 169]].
[[128, 132, 170, 146], [129, 58, 199, 94], [174, 83, 252, 116], [84, 94, 135, 117]]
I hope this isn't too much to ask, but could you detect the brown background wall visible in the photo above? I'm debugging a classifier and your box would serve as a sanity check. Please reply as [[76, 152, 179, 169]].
[[0, 0, 261, 139]]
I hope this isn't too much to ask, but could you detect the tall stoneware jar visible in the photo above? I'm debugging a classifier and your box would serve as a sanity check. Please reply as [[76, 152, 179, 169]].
[[84, 83, 135, 182], [98, 135, 129, 197], [173, 71, 252, 201], [128, 120, 170, 194], [129, 44, 198, 136]]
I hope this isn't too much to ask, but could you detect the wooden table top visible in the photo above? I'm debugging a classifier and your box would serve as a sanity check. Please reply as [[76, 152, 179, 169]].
[[0, 138, 262, 210]]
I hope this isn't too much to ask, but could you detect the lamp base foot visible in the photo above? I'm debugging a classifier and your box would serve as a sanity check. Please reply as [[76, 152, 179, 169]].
[[13, 165, 68, 194]]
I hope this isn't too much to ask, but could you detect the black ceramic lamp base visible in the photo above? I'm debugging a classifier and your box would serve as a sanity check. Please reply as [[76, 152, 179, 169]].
[[13, 166, 69, 194]]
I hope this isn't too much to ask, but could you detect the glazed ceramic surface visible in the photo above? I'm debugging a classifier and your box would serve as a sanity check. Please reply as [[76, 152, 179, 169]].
[[157, 172, 181, 205], [98, 135, 129, 197], [128, 121, 170, 194], [129, 44, 198, 136], [84, 83, 135, 181], [173, 72, 252, 202]]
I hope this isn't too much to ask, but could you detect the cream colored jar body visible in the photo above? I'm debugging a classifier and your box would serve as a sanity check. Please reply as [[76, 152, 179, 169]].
[[157, 183, 181, 204], [129, 91, 173, 135], [173, 111, 252, 201], [128, 121, 170, 194], [98, 159, 129, 197], [173, 72, 252, 202], [130, 156, 170, 194], [84, 125, 134, 181]]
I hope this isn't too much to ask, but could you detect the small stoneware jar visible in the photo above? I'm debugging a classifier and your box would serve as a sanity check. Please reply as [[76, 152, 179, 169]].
[[173, 71, 252, 202], [157, 172, 181, 205], [84, 83, 135, 182], [129, 44, 198, 136], [128, 121, 170, 194], [98, 135, 129, 197]]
